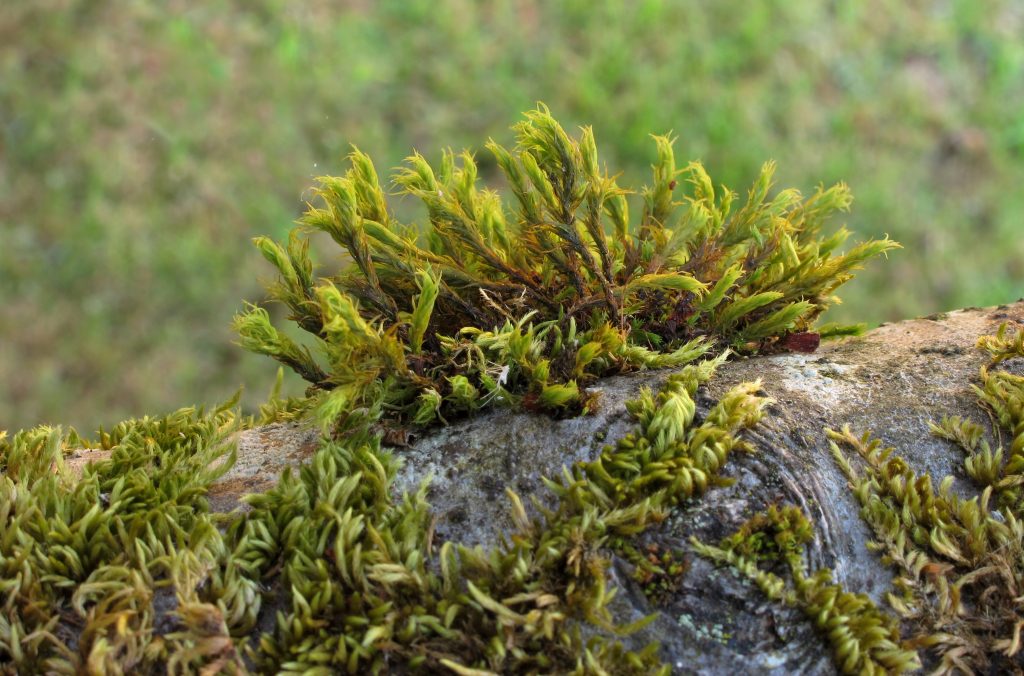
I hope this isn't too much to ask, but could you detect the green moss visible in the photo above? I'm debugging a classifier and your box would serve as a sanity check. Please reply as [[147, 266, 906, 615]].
[[692, 505, 921, 675], [236, 106, 895, 430], [0, 352, 769, 673], [630, 544, 689, 604], [827, 325, 1024, 672], [0, 402, 243, 673], [233, 355, 766, 673], [0, 108, 896, 673], [695, 321, 1024, 674], [977, 320, 1024, 365]]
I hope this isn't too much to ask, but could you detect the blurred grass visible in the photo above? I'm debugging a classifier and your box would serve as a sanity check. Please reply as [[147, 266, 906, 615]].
[[2, 0, 1022, 432]]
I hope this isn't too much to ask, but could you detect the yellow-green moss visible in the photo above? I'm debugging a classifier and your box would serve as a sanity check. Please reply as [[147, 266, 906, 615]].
[[695, 321, 1024, 674], [0, 108, 899, 673], [236, 105, 895, 431]]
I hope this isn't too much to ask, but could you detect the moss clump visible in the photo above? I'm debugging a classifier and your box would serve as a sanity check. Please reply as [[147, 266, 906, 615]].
[[235, 105, 895, 429], [693, 321, 1024, 675], [715, 503, 815, 564], [692, 505, 921, 675], [563, 352, 764, 511], [0, 108, 896, 673], [233, 355, 764, 673], [0, 354, 765, 673], [828, 325, 1024, 672], [976, 320, 1024, 366], [630, 544, 689, 604], [0, 403, 243, 674]]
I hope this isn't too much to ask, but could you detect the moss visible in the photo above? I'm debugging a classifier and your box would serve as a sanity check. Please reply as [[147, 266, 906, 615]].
[[0, 402, 243, 673], [0, 353, 769, 673], [696, 321, 1024, 674], [630, 544, 689, 604], [236, 105, 895, 431], [977, 319, 1024, 365], [692, 505, 921, 675], [826, 326, 1024, 672], [0, 108, 896, 673]]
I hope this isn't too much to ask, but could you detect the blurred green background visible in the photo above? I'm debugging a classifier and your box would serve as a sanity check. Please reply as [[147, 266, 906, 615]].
[[2, 0, 1022, 433]]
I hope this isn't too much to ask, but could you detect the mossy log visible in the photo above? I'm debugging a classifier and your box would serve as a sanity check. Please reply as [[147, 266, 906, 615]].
[[66, 302, 1022, 673]]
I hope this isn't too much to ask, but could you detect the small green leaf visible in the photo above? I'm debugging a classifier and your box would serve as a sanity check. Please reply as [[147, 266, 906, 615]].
[[717, 292, 785, 329], [539, 382, 580, 408], [408, 268, 441, 355], [623, 273, 707, 296]]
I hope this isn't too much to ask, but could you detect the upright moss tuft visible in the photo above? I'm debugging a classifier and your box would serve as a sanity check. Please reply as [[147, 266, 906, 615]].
[[236, 106, 896, 428]]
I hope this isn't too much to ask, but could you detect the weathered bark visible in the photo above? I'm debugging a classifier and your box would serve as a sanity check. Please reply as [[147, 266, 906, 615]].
[[145, 302, 1024, 673]]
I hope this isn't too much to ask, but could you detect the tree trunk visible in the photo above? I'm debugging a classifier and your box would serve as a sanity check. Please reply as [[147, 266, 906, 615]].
[[185, 302, 1024, 673]]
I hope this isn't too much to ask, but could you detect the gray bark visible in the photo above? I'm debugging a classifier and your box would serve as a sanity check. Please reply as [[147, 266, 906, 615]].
[[185, 302, 1024, 674]]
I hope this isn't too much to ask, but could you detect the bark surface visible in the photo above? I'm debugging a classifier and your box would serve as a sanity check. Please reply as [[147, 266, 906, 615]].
[[195, 301, 1024, 674]]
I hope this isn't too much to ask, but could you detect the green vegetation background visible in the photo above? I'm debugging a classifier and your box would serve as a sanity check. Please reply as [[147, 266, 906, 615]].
[[2, 0, 1022, 433]]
